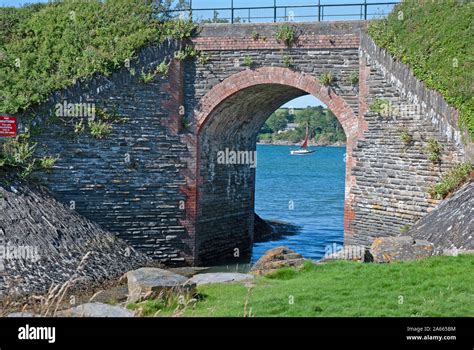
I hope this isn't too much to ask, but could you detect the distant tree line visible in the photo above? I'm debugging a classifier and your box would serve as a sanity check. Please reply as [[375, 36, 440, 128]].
[[258, 106, 346, 144]]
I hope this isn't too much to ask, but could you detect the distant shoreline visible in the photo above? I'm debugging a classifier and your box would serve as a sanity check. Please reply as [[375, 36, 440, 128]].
[[257, 140, 346, 147]]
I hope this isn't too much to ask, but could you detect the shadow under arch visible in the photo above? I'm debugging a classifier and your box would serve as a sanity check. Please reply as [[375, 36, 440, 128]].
[[192, 67, 361, 265]]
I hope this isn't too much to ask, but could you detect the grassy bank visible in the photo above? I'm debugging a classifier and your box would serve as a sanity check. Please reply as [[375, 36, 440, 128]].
[[368, 0, 474, 140], [129, 255, 474, 317]]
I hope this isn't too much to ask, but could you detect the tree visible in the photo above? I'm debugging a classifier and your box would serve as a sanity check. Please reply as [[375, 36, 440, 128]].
[[265, 109, 289, 133]]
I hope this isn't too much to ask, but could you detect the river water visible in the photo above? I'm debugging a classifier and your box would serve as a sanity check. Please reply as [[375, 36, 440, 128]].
[[252, 144, 346, 263]]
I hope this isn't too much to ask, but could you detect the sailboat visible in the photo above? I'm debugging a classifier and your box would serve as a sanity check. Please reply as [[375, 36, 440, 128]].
[[290, 123, 315, 155]]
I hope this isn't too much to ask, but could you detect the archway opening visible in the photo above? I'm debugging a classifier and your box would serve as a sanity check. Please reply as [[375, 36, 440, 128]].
[[194, 68, 357, 266], [253, 95, 346, 263]]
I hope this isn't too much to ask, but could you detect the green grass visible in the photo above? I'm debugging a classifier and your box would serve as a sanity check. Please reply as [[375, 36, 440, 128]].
[[368, 1, 474, 140], [131, 256, 474, 317]]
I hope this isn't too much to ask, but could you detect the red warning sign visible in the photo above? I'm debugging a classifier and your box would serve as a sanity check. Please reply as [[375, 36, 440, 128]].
[[0, 116, 17, 137]]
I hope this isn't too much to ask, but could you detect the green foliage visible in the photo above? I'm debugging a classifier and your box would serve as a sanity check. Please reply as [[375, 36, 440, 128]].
[[282, 55, 293, 68], [259, 107, 346, 144], [197, 52, 210, 65], [243, 55, 254, 68], [275, 24, 298, 46], [399, 127, 413, 147], [369, 99, 393, 117], [368, 1, 474, 141], [349, 71, 359, 86], [174, 45, 200, 61], [0, 135, 36, 169], [0, 0, 161, 115], [88, 119, 112, 139], [400, 224, 411, 234], [425, 138, 442, 164], [0, 133, 58, 179], [38, 155, 58, 169], [160, 19, 196, 41], [251, 31, 260, 41], [429, 162, 473, 199], [155, 60, 169, 76], [319, 72, 334, 87], [139, 70, 155, 84]]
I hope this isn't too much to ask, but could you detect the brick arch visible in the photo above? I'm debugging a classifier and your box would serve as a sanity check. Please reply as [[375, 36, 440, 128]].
[[196, 66, 358, 137], [191, 66, 361, 264]]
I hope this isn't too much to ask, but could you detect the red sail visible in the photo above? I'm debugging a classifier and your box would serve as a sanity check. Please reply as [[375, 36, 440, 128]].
[[301, 124, 309, 149]]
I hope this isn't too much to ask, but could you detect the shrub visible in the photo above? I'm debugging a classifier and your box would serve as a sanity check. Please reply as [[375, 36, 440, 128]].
[[399, 128, 413, 146], [349, 72, 359, 86], [282, 55, 293, 68], [425, 138, 442, 164], [155, 60, 169, 76], [243, 56, 255, 68], [251, 31, 260, 41], [88, 120, 112, 139], [429, 162, 473, 199], [369, 99, 393, 117], [319, 72, 335, 87], [38, 156, 58, 169], [275, 24, 298, 46], [139, 71, 155, 84]]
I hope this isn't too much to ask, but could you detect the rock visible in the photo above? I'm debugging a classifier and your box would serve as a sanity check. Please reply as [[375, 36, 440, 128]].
[[250, 246, 306, 275], [89, 285, 129, 304], [167, 266, 210, 278], [408, 181, 473, 254], [58, 303, 134, 317], [7, 312, 37, 317], [370, 236, 434, 263], [189, 273, 254, 286], [254, 213, 274, 242], [126, 267, 195, 303], [319, 245, 371, 262]]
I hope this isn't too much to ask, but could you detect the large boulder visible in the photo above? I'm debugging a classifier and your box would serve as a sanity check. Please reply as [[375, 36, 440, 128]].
[[189, 273, 254, 286], [126, 268, 194, 303], [250, 246, 306, 275], [370, 236, 434, 263], [319, 245, 372, 263], [58, 302, 134, 317], [407, 181, 473, 254]]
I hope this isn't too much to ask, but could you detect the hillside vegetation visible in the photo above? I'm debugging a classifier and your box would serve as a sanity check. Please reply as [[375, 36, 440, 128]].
[[259, 107, 346, 144], [0, 0, 189, 115], [368, 0, 474, 141]]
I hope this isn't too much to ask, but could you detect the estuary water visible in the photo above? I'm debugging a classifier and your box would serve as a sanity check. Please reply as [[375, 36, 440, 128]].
[[252, 144, 346, 263]]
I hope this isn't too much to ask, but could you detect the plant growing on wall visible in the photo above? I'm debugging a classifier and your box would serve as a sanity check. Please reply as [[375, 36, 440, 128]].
[[399, 127, 413, 147], [425, 138, 442, 164], [349, 72, 359, 86], [88, 119, 113, 139], [429, 162, 472, 199], [319, 72, 335, 87], [243, 55, 255, 68], [251, 31, 260, 41], [369, 98, 394, 118], [275, 24, 298, 46], [139, 70, 155, 84], [197, 52, 210, 65], [282, 55, 293, 68], [155, 60, 169, 76]]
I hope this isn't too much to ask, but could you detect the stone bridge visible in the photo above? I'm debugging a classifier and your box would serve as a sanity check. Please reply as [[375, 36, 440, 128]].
[[11, 22, 471, 266]]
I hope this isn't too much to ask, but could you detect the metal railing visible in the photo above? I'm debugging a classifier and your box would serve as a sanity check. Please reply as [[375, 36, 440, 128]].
[[167, 1, 400, 23]]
